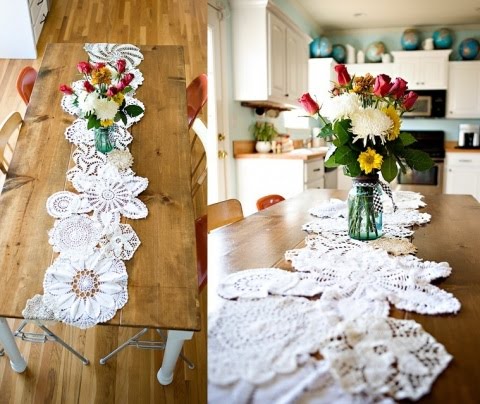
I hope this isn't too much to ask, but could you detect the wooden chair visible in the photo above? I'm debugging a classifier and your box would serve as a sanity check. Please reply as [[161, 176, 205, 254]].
[[256, 194, 285, 211], [208, 199, 244, 232], [187, 74, 208, 198], [0, 112, 23, 175], [16, 66, 38, 105]]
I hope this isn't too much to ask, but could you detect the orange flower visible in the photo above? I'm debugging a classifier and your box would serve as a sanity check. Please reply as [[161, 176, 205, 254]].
[[91, 67, 112, 85]]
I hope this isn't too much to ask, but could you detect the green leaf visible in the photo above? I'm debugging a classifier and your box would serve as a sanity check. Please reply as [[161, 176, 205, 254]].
[[123, 85, 133, 94], [399, 132, 417, 147], [124, 105, 144, 117], [333, 120, 351, 145], [404, 149, 435, 171], [87, 114, 100, 129], [345, 161, 361, 177], [119, 111, 128, 125], [334, 145, 358, 165], [319, 124, 334, 138], [324, 154, 338, 168], [381, 155, 398, 182]]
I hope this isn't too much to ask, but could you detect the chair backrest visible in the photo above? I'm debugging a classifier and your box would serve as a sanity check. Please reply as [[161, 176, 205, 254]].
[[0, 112, 23, 174], [208, 199, 244, 232], [186, 74, 208, 129], [256, 194, 285, 211], [16, 66, 38, 105], [195, 214, 208, 291]]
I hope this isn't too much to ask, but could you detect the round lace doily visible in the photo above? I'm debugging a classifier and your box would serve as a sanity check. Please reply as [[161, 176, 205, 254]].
[[84, 43, 144, 68], [48, 214, 103, 259], [308, 199, 347, 218], [384, 209, 431, 226], [367, 236, 417, 256], [99, 224, 141, 260], [46, 191, 92, 218], [319, 317, 452, 401], [22, 294, 56, 322], [43, 252, 128, 329]]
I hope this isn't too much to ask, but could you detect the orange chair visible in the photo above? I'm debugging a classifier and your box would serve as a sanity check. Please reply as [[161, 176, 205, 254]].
[[256, 194, 285, 211], [186, 73, 208, 129], [16, 66, 38, 105], [207, 199, 244, 232]]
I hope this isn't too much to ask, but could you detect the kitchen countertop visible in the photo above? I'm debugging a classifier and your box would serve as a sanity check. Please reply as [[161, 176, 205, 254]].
[[445, 141, 480, 153], [234, 147, 328, 161]]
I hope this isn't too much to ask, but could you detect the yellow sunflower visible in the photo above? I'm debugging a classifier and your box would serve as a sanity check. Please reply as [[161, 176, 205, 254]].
[[382, 105, 401, 141], [358, 147, 383, 174], [112, 92, 125, 105], [100, 119, 114, 127], [91, 67, 112, 85]]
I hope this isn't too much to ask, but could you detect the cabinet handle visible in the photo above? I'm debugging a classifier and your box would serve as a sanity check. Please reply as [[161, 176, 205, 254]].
[[37, 0, 44, 4], [458, 159, 472, 163], [313, 168, 321, 172], [284, 94, 289, 97], [40, 13, 47, 24]]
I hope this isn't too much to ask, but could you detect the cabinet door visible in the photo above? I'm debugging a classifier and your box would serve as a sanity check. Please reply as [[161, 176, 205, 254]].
[[268, 12, 287, 100], [446, 62, 480, 118], [286, 29, 308, 104], [395, 56, 447, 90], [445, 167, 480, 200]]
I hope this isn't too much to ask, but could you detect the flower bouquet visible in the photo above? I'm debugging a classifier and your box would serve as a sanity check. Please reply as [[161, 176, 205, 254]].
[[299, 65, 433, 240], [60, 59, 144, 153]]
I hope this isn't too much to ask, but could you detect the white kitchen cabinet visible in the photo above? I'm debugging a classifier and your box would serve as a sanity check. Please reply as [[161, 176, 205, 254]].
[[446, 61, 480, 118], [445, 152, 480, 201], [0, 0, 49, 59], [391, 50, 451, 90], [345, 62, 395, 79], [237, 156, 325, 215], [231, 0, 311, 107], [308, 58, 336, 106]]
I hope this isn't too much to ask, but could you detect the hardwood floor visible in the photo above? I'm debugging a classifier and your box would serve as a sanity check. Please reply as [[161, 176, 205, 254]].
[[0, 1, 207, 403]]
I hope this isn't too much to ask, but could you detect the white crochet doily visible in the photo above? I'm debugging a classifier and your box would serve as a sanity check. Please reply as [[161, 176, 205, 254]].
[[43, 251, 128, 329], [48, 214, 103, 259], [308, 198, 347, 218], [319, 317, 452, 401], [46, 191, 92, 218], [208, 296, 336, 386], [99, 224, 141, 260], [84, 43, 144, 68]]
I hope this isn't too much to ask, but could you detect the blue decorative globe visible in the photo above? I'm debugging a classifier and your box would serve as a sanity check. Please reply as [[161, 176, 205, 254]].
[[433, 28, 453, 49], [310, 37, 332, 58], [401, 29, 420, 50], [459, 38, 480, 60], [332, 44, 346, 63], [365, 41, 386, 63]]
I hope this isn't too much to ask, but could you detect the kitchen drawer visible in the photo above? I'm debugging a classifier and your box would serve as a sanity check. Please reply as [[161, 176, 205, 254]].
[[446, 153, 480, 167], [33, 0, 48, 44], [30, 0, 46, 27], [305, 177, 324, 190], [304, 159, 324, 183]]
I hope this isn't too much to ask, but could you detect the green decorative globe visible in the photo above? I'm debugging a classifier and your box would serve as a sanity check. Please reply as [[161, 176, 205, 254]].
[[433, 28, 453, 49], [366, 42, 386, 63], [401, 29, 420, 50], [459, 38, 480, 60]]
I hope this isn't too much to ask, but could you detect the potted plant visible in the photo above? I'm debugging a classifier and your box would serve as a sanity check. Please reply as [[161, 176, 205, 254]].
[[251, 121, 278, 153]]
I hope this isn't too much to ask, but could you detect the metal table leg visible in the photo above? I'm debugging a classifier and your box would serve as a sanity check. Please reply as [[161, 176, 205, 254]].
[[157, 330, 193, 385], [0, 317, 27, 373]]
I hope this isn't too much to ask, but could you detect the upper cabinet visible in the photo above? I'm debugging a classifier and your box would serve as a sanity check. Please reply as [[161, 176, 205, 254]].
[[446, 61, 480, 118], [345, 62, 395, 79], [231, 0, 311, 107], [391, 50, 451, 90]]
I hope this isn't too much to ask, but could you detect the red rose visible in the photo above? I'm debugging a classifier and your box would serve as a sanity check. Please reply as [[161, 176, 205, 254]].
[[373, 74, 392, 97], [122, 73, 135, 86], [116, 80, 127, 91], [93, 62, 106, 69], [402, 91, 418, 111], [106, 86, 119, 97], [388, 77, 408, 99], [83, 81, 95, 93], [334, 64, 351, 86], [76, 61, 92, 74], [59, 84, 74, 95], [298, 93, 320, 115], [116, 59, 127, 74]]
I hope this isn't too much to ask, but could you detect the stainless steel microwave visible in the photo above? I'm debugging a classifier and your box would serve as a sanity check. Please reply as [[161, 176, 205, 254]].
[[403, 90, 446, 118]]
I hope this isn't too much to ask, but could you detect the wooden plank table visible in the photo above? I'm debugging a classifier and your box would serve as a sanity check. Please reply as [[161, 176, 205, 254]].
[[0, 43, 199, 385], [209, 189, 480, 402]]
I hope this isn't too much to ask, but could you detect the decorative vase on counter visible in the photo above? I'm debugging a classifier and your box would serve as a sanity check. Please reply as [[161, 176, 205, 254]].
[[255, 141, 271, 154], [94, 126, 114, 154], [348, 174, 383, 241]]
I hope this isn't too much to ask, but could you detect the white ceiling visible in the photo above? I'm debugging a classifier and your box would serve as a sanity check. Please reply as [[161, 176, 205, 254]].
[[296, 0, 480, 31]]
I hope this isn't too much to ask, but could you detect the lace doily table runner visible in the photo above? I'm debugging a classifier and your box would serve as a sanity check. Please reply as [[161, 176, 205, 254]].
[[209, 190, 461, 403], [23, 43, 148, 329]]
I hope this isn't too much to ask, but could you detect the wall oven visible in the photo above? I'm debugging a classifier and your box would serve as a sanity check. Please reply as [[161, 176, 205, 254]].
[[394, 131, 445, 194]]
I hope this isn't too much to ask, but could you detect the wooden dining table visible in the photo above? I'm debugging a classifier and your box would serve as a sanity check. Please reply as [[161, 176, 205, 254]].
[[209, 189, 480, 402], [0, 43, 199, 385]]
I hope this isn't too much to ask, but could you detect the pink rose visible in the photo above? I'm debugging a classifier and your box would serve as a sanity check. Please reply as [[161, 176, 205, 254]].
[[59, 84, 74, 95], [106, 86, 119, 97], [116, 59, 127, 74], [122, 73, 135, 86], [116, 80, 127, 91], [388, 77, 408, 99], [402, 91, 418, 111], [83, 81, 95, 93], [373, 74, 392, 97], [76, 61, 92, 74], [334, 64, 351, 86], [93, 62, 106, 69], [298, 93, 320, 115]]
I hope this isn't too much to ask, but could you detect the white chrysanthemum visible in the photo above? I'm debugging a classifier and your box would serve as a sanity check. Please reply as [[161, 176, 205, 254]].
[[351, 108, 393, 146], [93, 97, 119, 121], [107, 149, 134, 171], [322, 92, 361, 122], [78, 92, 99, 115]]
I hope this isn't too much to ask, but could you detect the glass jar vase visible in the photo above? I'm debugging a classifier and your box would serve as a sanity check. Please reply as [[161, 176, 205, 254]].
[[94, 127, 113, 154], [348, 175, 383, 240]]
